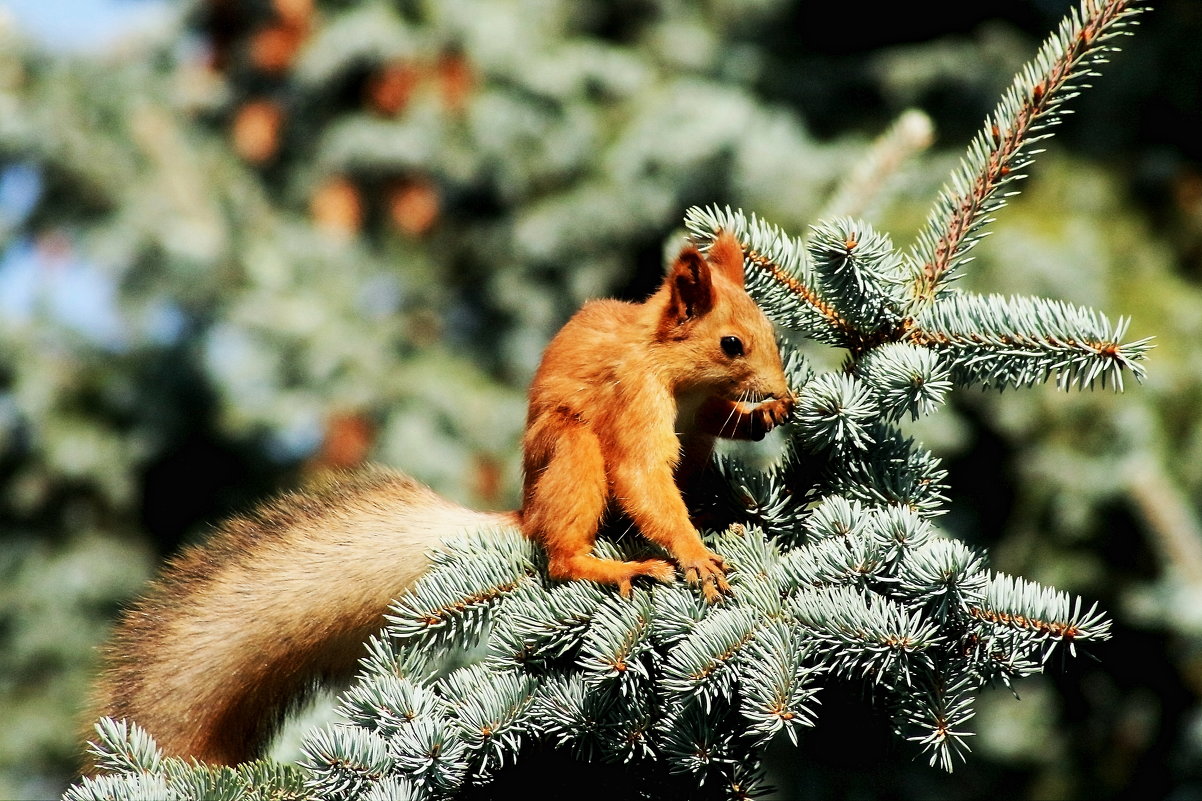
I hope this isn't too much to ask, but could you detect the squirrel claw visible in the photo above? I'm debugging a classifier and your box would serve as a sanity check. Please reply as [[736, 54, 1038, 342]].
[[680, 552, 730, 603], [761, 395, 793, 428]]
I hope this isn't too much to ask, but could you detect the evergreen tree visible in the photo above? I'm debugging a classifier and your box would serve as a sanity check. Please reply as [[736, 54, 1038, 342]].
[[62, 2, 1154, 799]]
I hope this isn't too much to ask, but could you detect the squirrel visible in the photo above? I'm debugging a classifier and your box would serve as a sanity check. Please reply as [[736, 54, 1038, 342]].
[[85, 230, 794, 767]]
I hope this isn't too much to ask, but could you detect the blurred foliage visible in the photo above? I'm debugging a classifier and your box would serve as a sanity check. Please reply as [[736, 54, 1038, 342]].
[[0, 0, 1200, 798]]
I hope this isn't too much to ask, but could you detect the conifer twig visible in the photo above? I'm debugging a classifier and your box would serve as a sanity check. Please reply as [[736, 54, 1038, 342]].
[[908, 0, 1146, 302]]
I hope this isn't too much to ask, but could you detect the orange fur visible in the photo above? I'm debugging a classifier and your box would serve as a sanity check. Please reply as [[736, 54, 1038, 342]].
[[521, 231, 792, 600], [86, 231, 791, 767]]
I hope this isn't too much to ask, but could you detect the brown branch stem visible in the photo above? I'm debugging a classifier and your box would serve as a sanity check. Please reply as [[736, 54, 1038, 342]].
[[914, 0, 1138, 301]]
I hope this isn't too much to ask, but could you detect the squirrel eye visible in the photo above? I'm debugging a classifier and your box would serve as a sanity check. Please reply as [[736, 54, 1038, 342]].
[[720, 336, 745, 358]]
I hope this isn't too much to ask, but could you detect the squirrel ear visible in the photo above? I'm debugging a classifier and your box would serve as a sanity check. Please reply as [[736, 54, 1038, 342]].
[[663, 244, 715, 327], [705, 230, 746, 288]]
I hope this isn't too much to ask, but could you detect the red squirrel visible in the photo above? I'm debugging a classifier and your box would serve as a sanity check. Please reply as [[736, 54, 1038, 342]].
[[86, 231, 793, 766]]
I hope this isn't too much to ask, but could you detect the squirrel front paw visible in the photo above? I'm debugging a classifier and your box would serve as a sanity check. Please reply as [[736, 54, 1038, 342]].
[[756, 394, 793, 430], [734, 394, 794, 440], [677, 550, 730, 603]]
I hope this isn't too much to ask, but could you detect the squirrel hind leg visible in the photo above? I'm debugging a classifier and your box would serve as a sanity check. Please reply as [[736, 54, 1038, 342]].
[[547, 552, 676, 596]]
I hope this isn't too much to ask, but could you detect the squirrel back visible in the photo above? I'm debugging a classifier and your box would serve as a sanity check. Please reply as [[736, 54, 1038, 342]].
[[87, 468, 515, 766]]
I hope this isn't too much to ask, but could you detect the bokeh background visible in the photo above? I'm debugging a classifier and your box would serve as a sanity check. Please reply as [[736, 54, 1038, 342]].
[[2, 0, 1201, 798]]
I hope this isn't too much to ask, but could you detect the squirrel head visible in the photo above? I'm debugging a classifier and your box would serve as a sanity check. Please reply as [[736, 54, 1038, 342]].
[[655, 231, 791, 404]]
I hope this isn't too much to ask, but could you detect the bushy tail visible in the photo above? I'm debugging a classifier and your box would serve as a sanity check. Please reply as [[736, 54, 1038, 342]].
[[85, 467, 516, 767]]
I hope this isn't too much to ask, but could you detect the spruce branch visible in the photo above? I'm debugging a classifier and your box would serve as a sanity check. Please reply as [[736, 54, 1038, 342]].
[[63, 773, 175, 801], [707, 522, 784, 583], [790, 586, 943, 686], [731, 573, 791, 619], [959, 628, 1046, 687], [736, 620, 821, 746], [894, 676, 978, 772], [688, 205, 1152, 384], [908, 0, 1147, 301], [299, 727, 393, 801], [384, 717, 470, 795], [531, 675, 617, 758], [163, 767, 252, 801], [660, 607, 760, 703], [793, 372, 879, 453], [801, 495, 876, 543], [336, 674, 441, 740], [360, 777, 420, 801], [385, 527, 537, 649], [968, 572, 1113, 659], [870, 505, 936, 566], [773, 535, 887, 591], [576, 591, 656, 691], [655, 700, 738, 779], [808, 217, 909, 333], [71, 723, 307, 801], [439, 665, 538, 773], [86, 717, 163, 776], [358, 634, 436, 683], [817, 426, 950, 517], [488, 580, 608, 666], [855, 342, 953, 422], [686, 1, 1152, 392], [911, 292, 1152, 391], [712, 457, 809, 540], [594, 690, 657, 765], [894, 539, 989, 621], [648, 582, 711, 647]]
